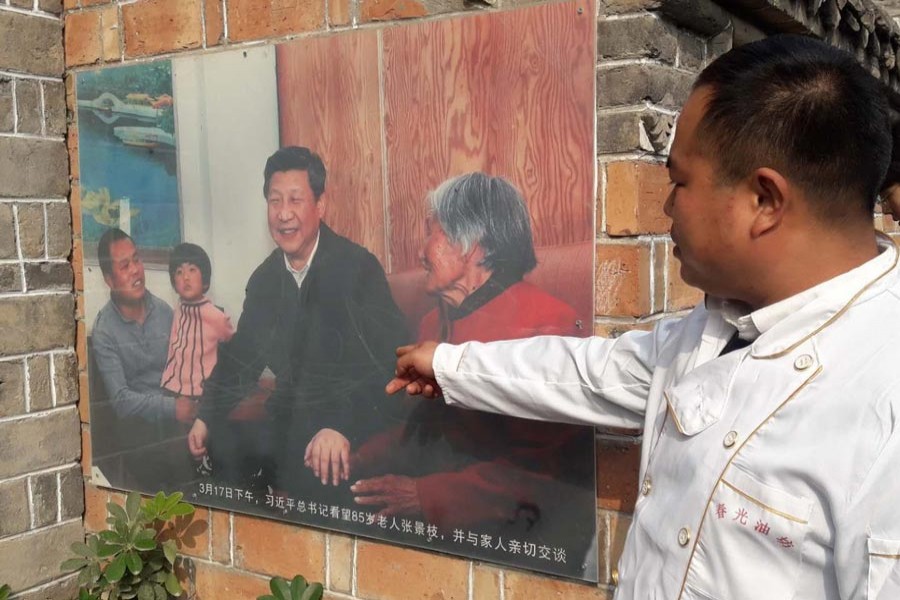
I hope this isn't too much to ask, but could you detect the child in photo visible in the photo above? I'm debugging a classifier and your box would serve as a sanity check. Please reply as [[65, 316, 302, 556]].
[[161, 242, 235, 474]]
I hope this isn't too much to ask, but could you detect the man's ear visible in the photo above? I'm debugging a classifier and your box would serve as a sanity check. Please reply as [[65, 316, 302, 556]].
[[316, 196, 327, 219], [748, 167, 789, 238], [103, 272, 114, 290]]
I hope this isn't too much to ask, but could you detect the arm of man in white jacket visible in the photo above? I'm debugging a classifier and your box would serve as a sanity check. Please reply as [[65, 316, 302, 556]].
[[388, 318, 682, 431]]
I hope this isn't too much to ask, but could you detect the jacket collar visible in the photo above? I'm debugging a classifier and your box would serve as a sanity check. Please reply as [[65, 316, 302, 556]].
[[749, 233, 898, 358], [666, 234, 899, 436]]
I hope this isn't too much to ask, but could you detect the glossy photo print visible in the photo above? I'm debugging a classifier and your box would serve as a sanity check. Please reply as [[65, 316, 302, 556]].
[[80, 0, 599, 582]]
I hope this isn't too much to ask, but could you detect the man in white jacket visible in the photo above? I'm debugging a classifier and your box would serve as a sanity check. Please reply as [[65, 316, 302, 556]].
[[385, 35, 900, 599]]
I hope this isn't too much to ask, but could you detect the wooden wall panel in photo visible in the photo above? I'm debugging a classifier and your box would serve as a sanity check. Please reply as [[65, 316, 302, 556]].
[[382, 0, 595, 271], [276, 32, 387, 266]]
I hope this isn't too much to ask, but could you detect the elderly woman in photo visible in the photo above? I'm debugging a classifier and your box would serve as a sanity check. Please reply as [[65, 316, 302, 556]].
[[350, 173, 595, 554]]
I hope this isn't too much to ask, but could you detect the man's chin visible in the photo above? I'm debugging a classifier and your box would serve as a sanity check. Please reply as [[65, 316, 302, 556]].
[[112, 289, 146, 305]]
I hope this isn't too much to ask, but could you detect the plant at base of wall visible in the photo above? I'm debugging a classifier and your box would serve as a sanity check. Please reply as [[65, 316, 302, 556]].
[[0, 583, 11, 600], [258, 575, 324, 600], [61, 491, 195, 600]]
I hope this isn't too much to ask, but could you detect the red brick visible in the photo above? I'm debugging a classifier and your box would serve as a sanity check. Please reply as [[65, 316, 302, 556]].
[[65, 10, 102, 67], [504, 570, 610, 599], [209, 509, 231, 564], [67, 126, 80, 182], [83, 483, 108, 532], [81, 0, 111, 6], [664, 240, 703, 311], [360, 0, 427, 21], [595, 243, 652, 318], [159, 507, 210, 560], [596, 440, 640, 512], [122, 0, 203, 58], [328, 0, 351, 26], [72, 238, 84, 292], [193, 560, 269, 600], [605, 161, 671, 236], [100, 4, 119, 62], [204, 0, 224, 46], [77, 369, 90, 424], [81, 424, 91, 476], [357, 541, 468, 599], [227, 0, 324, 42], [327, 533, 353, 593], [75, 320, 86, 373], [63, 0, 80, 11], [473, 564, 501, 599], [233, 514, 326, 580]]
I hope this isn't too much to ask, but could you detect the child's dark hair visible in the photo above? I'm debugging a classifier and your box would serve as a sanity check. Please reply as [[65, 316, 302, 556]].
[[168, 243, 212, 293]]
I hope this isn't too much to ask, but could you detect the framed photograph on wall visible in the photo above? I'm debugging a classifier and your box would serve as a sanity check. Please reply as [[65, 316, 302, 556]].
[[79, 0, 600, 582]]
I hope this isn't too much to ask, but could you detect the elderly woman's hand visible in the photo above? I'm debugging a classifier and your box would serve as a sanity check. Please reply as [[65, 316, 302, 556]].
[[386, 342, 442, 398]]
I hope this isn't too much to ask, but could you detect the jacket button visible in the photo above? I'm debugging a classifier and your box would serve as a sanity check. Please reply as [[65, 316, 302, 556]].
[[611, 567, 619, 586], [641, 476, 652, 496], [678, 527, 691, 546], [723, 430, 738, 448], [794, 354, 814, 371]]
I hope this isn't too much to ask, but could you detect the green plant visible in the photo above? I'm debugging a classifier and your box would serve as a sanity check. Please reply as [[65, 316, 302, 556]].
[[257, 575, 324, 600], [61, 491, 195, 600], [0, 583, 12, 600]]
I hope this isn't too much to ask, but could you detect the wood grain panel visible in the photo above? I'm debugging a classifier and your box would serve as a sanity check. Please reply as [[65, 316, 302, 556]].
[[276, 32, 387, 266], [383, 0, 595, 270]]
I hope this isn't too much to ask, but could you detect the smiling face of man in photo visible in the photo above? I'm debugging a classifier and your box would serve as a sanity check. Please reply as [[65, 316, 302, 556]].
[[103, 236, 147, 305], [266, 169, 325, 270]]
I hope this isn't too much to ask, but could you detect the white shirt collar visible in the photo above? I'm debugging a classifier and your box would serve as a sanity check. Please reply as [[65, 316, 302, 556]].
[[283, 231, 320, 290], [707, 235, 898, 342]]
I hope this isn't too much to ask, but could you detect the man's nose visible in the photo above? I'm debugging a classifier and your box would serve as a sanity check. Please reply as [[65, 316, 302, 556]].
[[663, 189, 675, 218]]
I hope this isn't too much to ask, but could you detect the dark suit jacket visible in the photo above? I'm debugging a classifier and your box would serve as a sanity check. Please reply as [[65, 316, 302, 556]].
[[199, 223, 409, 491]]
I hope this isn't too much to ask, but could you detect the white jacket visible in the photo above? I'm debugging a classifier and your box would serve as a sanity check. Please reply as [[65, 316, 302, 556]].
[[433, 236, 900, 599]]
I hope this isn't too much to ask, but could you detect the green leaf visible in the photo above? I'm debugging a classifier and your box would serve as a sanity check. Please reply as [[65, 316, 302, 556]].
[[0, 583, 11, 600], [147, 557, 164, 572], [97, 541, 121, 558], [164, 572, 182, 597], [137, 582, 154, 600], [125, 551, 143, 575], [162, 491, 184, 512], [107, 502, 129, 524], [99, 529, 125, 545], [133, 529, 156, 552], [148, 570, 168, 584], [290, 575, 308, 597], [168, 503, 195, 517], [126, 492, 142, 521], [77, 565, 96, 587], [299, 583, 324, 600], [257, 596, 277, 600], [153, 583, 168, 600], [60, 557, 90, 571], [162, 539, 177, 565], [270, 576, 291, 600], [70, 541, 94, 557], [106, 554, 128, 583]]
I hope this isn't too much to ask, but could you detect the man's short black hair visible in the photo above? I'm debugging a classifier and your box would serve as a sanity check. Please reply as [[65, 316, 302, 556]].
[[168, 242, 212, 293], [694, 34, 891, 220], [97, 227, 133, 278], [263, 146, 327, 200]]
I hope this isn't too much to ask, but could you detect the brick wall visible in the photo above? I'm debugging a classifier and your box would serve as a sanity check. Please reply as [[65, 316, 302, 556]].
[[0, 2, 83, 598]]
